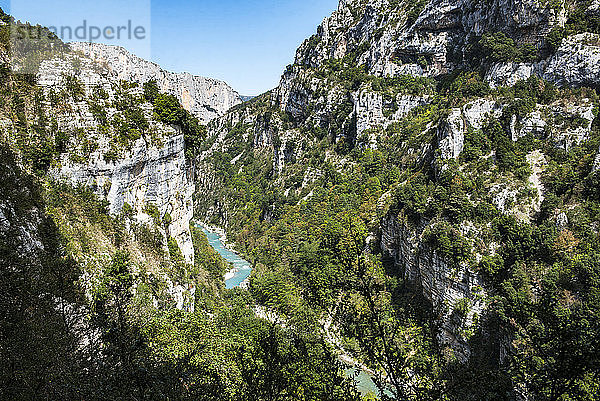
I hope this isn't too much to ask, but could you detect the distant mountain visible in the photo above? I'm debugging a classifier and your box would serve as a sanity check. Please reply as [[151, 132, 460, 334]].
[[70, 42, 242, 123]]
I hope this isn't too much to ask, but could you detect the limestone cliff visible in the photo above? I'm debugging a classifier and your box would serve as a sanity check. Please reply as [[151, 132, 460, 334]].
[[70, 42, 242, 123], [276, 0, 600, 125], [32, 49, 199, 263], [29, 40, 244, 265], [58, 133, 195, 263]]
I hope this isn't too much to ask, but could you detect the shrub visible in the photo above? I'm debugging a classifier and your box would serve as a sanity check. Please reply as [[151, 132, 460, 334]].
[[461, 128, 492, 162], [454, 298, 471, 317], [144, 202, 161, 226], [24, 133, 55, 176], [63, 74, 84, 101], [52, 118, 70, 152], [478, 254, 505, 279], [163, 212, 172, 226], [510, 76, 558, 105], [483, 119, 531, 178], [122, 202, 133, 217], [545, 26, 565, 54], [134, 223, 164, 256], [423, 221, 472, 265], [99, 250, 133, 297], [153, 93, 186, 124], [439, 70, 490, 102], [89, 102, 108, 125], [167, 237, 185, 265], [125, 107, 148, 132], [143, 80, 159, 103], [475, 32, 540, 64], [479, 32, 519, 62], [564, 5, 600, 36]]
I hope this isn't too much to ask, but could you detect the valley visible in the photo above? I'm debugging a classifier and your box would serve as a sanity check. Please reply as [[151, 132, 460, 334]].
[[1, 0, 600, 400]]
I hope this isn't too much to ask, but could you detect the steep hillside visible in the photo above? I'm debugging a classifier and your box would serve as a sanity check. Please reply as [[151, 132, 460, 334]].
[[0, 9, 364, 401], [195, 0, 600, 398]]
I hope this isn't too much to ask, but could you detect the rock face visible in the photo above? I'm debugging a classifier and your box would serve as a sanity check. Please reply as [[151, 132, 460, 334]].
[[438, 108, 465, 160], [70, 42, 242, 123], [507, 99, 596, 149], [280, 0, 598, 120], [269, 0, 598, 153], [293, 0, 563, 81], [59, 134, 195, 263], [380, 215, 487, 362], [438, 99, 503, 160], [354, 91, 428, 137], [486, 34, 600, 89], [486, 62, 539, 88], [593, 147, 600, 172], [544, 34, 600, 89], [35, 44, 225, 264]]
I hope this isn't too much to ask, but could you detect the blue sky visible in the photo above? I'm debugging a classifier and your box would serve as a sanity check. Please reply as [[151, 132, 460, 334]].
[[1, 0, 338, 95]]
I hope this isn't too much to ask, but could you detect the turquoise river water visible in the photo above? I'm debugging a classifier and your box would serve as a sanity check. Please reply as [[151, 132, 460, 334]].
[[198, 225, 252, 289]]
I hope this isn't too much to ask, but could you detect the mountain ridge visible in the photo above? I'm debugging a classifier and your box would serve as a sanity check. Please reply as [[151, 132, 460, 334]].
[[69, 42, 243, 123]]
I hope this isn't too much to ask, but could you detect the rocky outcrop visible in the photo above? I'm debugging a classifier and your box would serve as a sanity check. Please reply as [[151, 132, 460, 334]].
[[486, 62, 539, 88], [593, 147, 600, 172], [511, 110, 547, 141], [58, 133, 195, 263], [280, 0, 600, 131], [544, 34, 600, 89], [380, 214, 487, 362], [486, 34, 600, 89], [354, 90, 428, 137], [70, 42, 242, 123], [508, 99, 596, 149], [550, 101, 596, 150], [438, 99, 503, 159], [438, 108, 465, 160]]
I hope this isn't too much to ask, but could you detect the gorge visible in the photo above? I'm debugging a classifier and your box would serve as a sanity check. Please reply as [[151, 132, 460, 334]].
[[1, 0, 600, 400]]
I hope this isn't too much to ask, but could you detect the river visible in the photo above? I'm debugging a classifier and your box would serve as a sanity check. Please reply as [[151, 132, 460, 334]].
[[198, 223, 386, 397], [197, 225, 252, 289]]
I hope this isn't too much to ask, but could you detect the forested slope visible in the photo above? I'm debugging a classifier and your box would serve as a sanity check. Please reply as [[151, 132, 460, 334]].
[[0, 9, 362, 400], [194, 0, 600, 398]]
